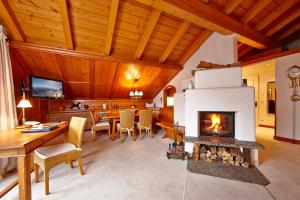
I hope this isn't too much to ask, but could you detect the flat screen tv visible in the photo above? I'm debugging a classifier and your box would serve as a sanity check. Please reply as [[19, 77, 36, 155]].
[[30, 75, 64, 99]]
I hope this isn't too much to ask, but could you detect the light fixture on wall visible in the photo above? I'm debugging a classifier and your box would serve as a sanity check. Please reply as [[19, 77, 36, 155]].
[[129, 73, 143, 100]]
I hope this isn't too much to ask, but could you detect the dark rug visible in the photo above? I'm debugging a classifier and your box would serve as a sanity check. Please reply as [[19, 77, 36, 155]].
[[187, 160, 270, 186]]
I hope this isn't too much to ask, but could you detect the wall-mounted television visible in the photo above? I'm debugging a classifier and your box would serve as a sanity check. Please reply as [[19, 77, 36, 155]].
[[29, 75, 64, 99]]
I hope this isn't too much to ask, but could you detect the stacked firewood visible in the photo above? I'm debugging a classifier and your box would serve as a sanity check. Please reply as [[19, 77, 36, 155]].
[[192, 144, 250, 168]]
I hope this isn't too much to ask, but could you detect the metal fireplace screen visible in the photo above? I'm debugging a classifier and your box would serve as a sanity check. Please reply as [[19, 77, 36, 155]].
[[199, 111, 235, 138]]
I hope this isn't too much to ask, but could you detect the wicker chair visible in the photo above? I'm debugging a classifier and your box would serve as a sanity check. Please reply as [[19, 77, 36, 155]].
[[117, 110, 135, 143], [34, 117, 87, 195], [137, 110, 153, 139], [89, 110, 111, 141]]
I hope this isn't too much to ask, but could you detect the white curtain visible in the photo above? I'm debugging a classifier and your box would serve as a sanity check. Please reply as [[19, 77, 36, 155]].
[[0, 31, 18, 178]]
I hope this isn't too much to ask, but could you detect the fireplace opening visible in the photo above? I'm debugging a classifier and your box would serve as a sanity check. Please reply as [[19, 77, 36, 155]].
[[199, 111, 235, 138]]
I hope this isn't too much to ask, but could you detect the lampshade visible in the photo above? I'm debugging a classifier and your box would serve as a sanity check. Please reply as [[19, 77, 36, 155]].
[[129, 91, 134, 96], [134, 90, 139, 96], [17, 99, 32, 108], [138, 91, 143, 96]]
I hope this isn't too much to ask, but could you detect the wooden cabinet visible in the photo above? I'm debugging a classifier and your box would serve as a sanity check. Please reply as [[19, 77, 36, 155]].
[[45, 110, 92, 130]]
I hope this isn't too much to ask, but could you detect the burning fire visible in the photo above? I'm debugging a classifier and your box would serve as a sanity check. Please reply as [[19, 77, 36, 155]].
[[209, 114, 221, 133]]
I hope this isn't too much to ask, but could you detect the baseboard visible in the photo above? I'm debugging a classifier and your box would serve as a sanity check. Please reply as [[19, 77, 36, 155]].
[[259, 124, 275, 129], [273, 135, 300, 144]]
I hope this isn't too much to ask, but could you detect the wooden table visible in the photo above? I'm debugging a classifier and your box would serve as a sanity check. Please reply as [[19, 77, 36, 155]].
[[0, 123, 68, 200], [106, 113, 139, 140]]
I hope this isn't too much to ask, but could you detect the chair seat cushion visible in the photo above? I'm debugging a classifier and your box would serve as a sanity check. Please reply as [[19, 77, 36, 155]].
[[95, 121, 110, 126], [117, 123, 133, 130], [137, 122, 150, 129], [34, 143, 76, 159]]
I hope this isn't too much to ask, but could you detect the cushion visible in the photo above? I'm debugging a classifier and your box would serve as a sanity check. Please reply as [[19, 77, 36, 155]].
[[95, 121, 110, 126], [34, 143, 76, 159], [117, 123, 133, 131]]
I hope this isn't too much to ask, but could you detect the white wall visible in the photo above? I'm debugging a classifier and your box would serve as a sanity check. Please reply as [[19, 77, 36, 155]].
[[153, 32, 237, 107], [243, 60, 275, 126], [275, 53, 300, 140]]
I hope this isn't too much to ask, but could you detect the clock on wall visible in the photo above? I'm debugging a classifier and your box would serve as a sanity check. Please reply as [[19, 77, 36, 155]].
[[287, 65, 300, 79], [287, 65, 300, 102]]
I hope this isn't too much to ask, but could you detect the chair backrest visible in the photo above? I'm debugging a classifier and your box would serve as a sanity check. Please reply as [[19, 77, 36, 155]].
[[89, 110, 96, 125], [119, 110, 135, 129], [139, 110, 153, 128], [66, 117, 87, 148]]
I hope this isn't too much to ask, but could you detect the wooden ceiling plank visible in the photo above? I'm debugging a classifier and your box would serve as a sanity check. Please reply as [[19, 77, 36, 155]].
[[266, 8, 300, 37], [58, 0, 74, 49], [177, 0, 241, 65], [54, 55, 64, 80], [0, 0, 25, 41], [241, 0, 272, 24], [104, 0, 119, 56], [159, 21, 191, 63], [108, 63, 120, 98], [135, 9, 161, 59], [10, 41, 182, 69], [11, 49, 32, 74], [134, 0, 279, 49], [89, 60, 95, 99], [255, 0, 299, 31], [177, 29, 212, 65], [276, 23, 300, 41], [223, 0, 243, 15]]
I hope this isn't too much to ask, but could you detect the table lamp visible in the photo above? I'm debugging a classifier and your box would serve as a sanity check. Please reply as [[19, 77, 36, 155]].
[[17, 92, 32, 128]]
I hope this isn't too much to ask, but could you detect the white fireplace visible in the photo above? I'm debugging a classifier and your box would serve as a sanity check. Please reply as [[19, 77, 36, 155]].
[[174, 67, 258, 164]]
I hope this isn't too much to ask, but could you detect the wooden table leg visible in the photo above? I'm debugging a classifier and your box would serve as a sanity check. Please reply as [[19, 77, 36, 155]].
[[111, 119, 116, 140], [18, 154, 31, 200]]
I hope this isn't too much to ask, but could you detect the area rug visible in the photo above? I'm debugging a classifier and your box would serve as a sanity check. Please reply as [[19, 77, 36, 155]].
[[187, 160, 270, 186]]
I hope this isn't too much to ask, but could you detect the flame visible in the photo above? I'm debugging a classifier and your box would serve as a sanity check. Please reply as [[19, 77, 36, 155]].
[[209, 114, 221, 133]]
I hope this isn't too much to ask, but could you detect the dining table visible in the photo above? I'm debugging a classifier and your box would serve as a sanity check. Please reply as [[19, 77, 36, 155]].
[[0, 123, 68, 200]]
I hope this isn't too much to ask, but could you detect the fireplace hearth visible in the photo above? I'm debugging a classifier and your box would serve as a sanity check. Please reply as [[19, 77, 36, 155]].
[[199, 111, 235, 138]]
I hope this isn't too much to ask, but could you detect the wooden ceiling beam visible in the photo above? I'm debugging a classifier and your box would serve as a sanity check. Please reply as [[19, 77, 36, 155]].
[[241, 48, 299, 66], [104, 0, 119, 56], [276, 23, 300, 42], [177, 0, 242, 65], [134, 0, 279, 49], [223, 0, 243, 15], [255, 0, 299, 31], [159, 21, 191, 63], [0, 0, 25, 42], [241, 0, 272, 24], [266, 7, 300, 37], [57, 0, 73, 50], [238, 36, 266, 49], [10, 42, 182, 70], [135, 9, 161, 60]]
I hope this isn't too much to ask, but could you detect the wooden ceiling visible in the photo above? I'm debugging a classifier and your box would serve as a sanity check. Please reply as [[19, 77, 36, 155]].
[[10, 42, 180, 99], [1, 0, 300, 99], [1, 0, 299, 65]]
